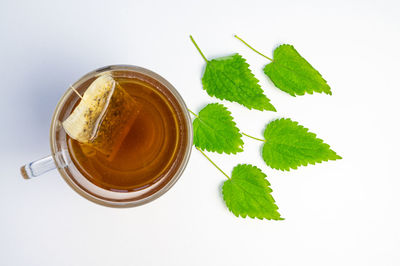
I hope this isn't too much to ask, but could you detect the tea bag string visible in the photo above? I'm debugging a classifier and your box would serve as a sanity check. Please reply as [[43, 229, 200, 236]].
[[70, 85, 89, 105]]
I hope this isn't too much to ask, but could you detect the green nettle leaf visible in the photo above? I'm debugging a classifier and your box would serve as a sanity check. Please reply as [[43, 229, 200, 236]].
[[263, 44, 332, 96], [262, 118, 342, 171], [202, 54, 276, 111], [190, 36, 275, 111], [193, 103, 243, 154], [222, 164, 282, 220]]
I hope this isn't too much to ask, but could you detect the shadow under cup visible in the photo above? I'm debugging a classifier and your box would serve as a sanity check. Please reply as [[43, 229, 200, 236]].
[[50, 65, 192, 207]]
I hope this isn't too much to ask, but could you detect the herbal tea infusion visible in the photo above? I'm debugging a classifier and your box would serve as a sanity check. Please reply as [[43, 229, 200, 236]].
[[66, 74, 186, 192]]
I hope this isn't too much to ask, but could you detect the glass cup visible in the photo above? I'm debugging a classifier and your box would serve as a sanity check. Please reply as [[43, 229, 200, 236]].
[[20, 65, 193, 207]]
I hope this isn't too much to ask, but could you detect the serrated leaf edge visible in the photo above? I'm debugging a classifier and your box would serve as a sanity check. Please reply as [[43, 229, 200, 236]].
[[264, 44, 332, 97], [222, 164, 283, 220], [263, 118, 342, 171], [193, 103, 244, 154], [202, 53, 276, 111]]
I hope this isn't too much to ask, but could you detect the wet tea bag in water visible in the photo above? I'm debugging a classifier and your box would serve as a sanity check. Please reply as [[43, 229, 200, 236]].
[[63, 74, 141, 160]]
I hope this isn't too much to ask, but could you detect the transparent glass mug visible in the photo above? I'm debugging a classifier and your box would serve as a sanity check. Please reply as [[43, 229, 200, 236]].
[[20, 65, 193, 207]]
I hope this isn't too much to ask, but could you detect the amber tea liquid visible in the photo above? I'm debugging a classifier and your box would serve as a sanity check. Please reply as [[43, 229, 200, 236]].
[[66, 74, 187, 192]]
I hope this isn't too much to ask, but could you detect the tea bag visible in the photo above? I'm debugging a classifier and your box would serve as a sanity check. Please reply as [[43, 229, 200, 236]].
[[63, 74, 141, 160]]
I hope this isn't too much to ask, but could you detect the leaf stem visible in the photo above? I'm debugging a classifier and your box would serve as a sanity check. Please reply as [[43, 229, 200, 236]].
[[242, 132, 266, 142], [234, 35, 273, 62], [190, 35, 209, 63], [187, 108, 198, 118], [196, 147, 230, 180]]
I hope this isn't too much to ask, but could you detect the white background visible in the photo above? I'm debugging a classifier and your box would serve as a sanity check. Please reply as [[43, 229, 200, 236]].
[[1, 0, 399, 265]]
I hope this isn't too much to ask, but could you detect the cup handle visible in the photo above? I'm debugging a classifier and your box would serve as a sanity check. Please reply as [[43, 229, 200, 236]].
[[20, 155, 57, 179]]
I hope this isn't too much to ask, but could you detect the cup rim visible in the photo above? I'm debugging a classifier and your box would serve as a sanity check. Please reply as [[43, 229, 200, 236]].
[[50, 65, 193, 208]]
